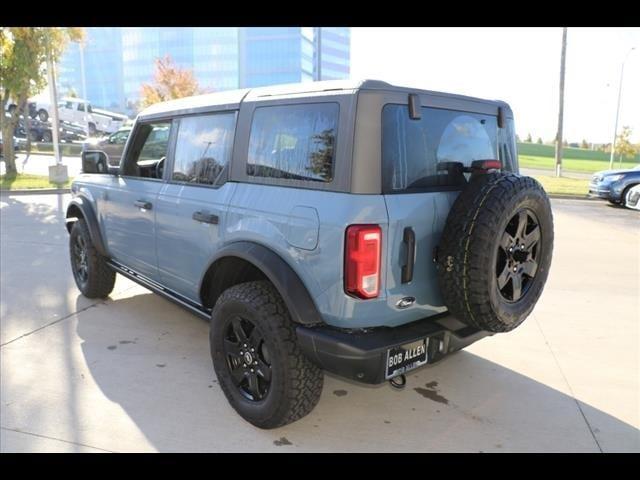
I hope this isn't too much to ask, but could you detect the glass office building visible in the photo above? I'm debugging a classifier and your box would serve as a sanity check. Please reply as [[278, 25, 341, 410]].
[[57, 27, 350, 116]]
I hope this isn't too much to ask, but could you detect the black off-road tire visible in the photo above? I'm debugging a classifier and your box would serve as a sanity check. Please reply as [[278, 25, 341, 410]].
[[69, 219, 116, 299], [38, 109, 48, 122], [436, 173, 554, 333], [210, 280, 323, 429]]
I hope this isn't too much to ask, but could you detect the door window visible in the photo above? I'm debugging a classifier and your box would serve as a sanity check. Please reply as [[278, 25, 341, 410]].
[[121, 122, 171, 180], [171, 112, 236, 187]]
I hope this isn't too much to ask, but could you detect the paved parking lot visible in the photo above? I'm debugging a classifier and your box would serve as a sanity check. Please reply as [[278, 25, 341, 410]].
[[1, 193, 638, 452]]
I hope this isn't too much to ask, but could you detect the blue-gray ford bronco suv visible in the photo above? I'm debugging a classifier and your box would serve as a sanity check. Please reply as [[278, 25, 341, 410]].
[[68, 80, 554, 428]]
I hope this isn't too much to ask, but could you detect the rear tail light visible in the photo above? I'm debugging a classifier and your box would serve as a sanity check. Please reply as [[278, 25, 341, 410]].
[[345, 225, 381, 299], [470, 159, 502, 172]]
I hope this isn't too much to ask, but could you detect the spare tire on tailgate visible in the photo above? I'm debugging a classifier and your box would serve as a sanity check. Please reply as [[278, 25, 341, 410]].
[[436, 173, 553, 333]]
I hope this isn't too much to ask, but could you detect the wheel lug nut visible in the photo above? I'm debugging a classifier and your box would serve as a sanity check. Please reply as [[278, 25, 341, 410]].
[[250, 369, 254, 373], [513, 267, 517, 272], [520, 244, 525, 250], [243, 363, 247, 368], [254, 361, 258, 365], [243, 344, 247, 348], [250, 348, 254, 352]]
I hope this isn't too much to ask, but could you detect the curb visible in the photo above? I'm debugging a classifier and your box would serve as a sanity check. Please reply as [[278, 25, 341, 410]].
[[548, 194, 597, 201], [1, 188, 71, 196]]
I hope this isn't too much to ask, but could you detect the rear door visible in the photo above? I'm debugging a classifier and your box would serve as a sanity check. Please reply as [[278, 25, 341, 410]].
[[381, 96, 513, 318], [155, 111, 237, 302]]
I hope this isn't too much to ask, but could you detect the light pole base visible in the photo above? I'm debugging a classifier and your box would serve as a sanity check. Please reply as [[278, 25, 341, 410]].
[[48, 164, 68, 184], [555, 164, 562, 178]]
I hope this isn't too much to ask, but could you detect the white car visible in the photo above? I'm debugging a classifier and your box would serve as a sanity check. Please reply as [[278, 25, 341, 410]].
[[29, 97, 128, 136], [624, 184, 640, 211]]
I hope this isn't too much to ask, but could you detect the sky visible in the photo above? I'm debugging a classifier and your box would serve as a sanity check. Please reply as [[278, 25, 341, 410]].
[[350, 27, 640, 144]]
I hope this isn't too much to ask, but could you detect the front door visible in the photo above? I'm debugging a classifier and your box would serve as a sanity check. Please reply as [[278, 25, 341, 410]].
[[103, 120, 173, 279], [155, 112, 237, 302]]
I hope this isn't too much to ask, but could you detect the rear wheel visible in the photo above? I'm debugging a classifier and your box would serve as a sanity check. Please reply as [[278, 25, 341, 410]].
[[210, 280, 323, 429], [37, 109, 48, 122]]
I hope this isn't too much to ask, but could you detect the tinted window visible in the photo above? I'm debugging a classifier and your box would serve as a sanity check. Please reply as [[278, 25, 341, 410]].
[[247, 103, 338, 183], [172, 113, 236, 186], [382, 105, 498, 192], [122, 122, 170, 179]]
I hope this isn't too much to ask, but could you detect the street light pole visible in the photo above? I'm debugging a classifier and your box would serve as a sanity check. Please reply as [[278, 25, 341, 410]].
[[79, 41, 90, 138], [46, 41, 68, 185], [609, 46, 636, 170], [555, 27, 568, 178]]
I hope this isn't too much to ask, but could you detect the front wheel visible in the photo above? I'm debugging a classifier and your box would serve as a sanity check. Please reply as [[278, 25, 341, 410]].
[[69, 219, 116, 298], [620, 185, 637, 208], [210, 281, 323, 429], [37, 109, 49, 122]]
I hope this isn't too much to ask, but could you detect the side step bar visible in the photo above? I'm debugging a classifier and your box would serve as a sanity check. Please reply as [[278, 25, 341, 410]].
[[106, 260, 212, 321]]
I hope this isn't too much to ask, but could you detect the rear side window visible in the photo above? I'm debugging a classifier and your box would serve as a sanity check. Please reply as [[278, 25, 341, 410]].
[[382, 105, 498, 193], [172, 112, 236, 186], [247, 103, 339, 183]]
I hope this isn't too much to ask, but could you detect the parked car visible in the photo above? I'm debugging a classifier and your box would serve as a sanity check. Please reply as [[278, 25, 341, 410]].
[[68, 80, 554, 428], [14, 116, 86, 143], [624, 184, 640, 211], [82, 127, 132, 166], [30, 97, 127, 135], [589, 165, 640, 207]]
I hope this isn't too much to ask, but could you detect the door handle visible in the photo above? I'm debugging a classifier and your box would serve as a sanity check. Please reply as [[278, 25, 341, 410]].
[[192, 211, 219, 225], [134, 200, 152, 210], [401, 227, 416, 284]]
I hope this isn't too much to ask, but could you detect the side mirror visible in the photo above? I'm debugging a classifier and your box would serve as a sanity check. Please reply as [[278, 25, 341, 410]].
[[82, 150, 109, 174]]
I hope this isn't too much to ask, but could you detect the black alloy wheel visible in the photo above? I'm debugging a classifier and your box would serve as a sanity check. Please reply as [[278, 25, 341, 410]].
[[223, 315, 272, 401], [71, 232, 89, 287], [496, 208, 541, 302]]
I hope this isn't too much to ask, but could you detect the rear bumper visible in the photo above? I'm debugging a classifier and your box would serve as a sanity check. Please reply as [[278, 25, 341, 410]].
[[296, 313, 492, 384]]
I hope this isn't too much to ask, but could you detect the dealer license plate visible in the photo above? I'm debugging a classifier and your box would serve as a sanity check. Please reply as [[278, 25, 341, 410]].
[[385, 338, 428, 379]]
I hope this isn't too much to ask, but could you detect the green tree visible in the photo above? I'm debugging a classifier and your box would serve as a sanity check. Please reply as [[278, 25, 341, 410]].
[[536, 137, 543, 144], [0, 27, 83, 175], [140, 55, 201, 109], [581, 139, 589, 149], [614, 126, 637, 160], [525, 133, 532, 143]]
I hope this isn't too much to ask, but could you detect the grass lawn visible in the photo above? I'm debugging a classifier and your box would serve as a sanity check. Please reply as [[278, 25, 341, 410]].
[[519, 155, 638, 174], [532, 174, 589, 197], [0, 173, 72, 191]]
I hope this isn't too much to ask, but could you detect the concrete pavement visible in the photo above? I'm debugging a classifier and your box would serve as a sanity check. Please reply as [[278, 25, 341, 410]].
[[1, 193, 638, 452]]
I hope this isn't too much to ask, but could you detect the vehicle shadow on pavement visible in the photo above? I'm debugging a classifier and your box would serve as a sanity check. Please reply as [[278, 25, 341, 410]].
[[74, 293, 640, 453]]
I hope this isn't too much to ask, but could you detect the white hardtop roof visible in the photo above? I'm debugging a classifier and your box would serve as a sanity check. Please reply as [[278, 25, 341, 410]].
[[138, 79, 506, 118]]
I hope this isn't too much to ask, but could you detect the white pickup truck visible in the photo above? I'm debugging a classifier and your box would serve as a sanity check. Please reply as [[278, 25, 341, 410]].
[[30, 97, 129, 136]]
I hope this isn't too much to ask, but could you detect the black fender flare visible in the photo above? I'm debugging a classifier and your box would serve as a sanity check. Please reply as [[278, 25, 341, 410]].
[[65, 196, 109, 257], [201, 241, 324, 326]]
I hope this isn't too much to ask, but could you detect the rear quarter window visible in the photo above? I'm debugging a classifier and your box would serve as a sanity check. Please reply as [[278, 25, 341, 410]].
[[382, 105, 501, 193], [246, 103, 339, 183]]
